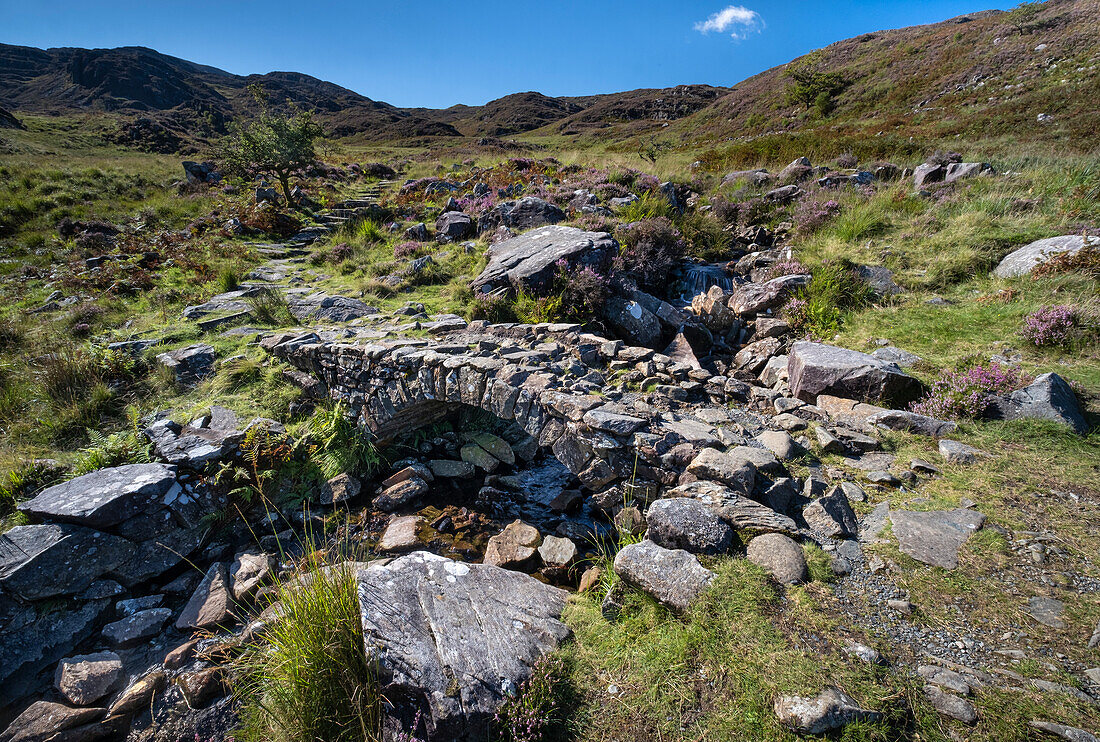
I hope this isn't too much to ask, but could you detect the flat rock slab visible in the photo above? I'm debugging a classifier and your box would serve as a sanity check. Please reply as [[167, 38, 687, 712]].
[[357, 552, 570, 740], [471, 225, 618, 294], [0, 524, 130, 601], [19, 463, 179, 532], [774, 687, 882, 734], [889, 509, 986, 568], [788, 341, 924, 408], [667, 480, 799, 535], [993, 235, 1100, 278]]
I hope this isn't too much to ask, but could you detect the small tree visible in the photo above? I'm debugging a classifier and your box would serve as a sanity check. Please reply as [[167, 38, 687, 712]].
[[639, 136, 669, 167], [784, 52, 848, 111], [1005, 1, 1042, 35], [221, 84, 323, 204]]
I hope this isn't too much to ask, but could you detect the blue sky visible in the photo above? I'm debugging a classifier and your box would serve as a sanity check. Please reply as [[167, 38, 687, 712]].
[[2, 0, 1010, 108]]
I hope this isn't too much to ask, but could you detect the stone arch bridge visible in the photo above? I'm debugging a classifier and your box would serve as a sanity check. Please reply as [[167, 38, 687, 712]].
[[268, 321, 775, 497]]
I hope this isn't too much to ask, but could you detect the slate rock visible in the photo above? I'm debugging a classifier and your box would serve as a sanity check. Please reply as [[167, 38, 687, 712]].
[[604, 296, 662, 347], [889, 509, 986, 568], [288, 293, 379, 323], [925, 685, 978, 724], [802, 485, 858, 539], [788, 342, 924, 408], [156, 344, 215, 385], [645, 498, 735, 555], [0, 524, 130, 601], [867, 409, 957, 437], [175, 562, 232, 630], [19, 463, 179, 533], [435, 211, 474, 242], [471, 225, 617, 294], [107, 671, 166, 718], [993, 235, 1100, 278], [102, 607, 173, 647], [54, 652, 123, 706], [427, 459, 476, 478], [320, 472, 361, 505], [1027, 596, 1066, 629], [1001, 373, 1088, 434], [374, 477, 429, 511], [746, 533, 807, 585], [1029, 721, 1100, 742], [613, 539, 714, 612], [666, 480, 799, 535], [729, 275, 811, 316], [774, 687, 883, 734], [357, 552, 570, 739], [478, 196, 565, 233], [0, 701, 106, 742]]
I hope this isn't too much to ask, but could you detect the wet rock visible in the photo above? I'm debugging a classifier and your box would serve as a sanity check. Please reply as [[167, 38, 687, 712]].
[[746, 533, 807, 585], [51, 652, 122, 707], [469, 432, 514, 465], [471, 225, 617, 294], [889, 509, 985, 569], [460, 443, 500, 472], [645, 498, 734, 555], [102, 607, 172, 647], [177, 667, 228, 709], [175, 562, 232, 631], [427, 460, 476, 478], [993, 235, 1100, 278], [925, 685, 978, 724], [613, 540, 714, 612], [0, 701, 106, 742], [484, 520, 542, 570], [107, 671, 166, 718], [357, 552, 569, 739], [320, 472, 361, 505], [379, 515, 424, 553], [164, 639, 199, 671], [374, 477, 429, 511], [685, 448, 755, 495], [802, 486, 858, 539], [774, 687, 882, 734], [788, 342, 924, 408]]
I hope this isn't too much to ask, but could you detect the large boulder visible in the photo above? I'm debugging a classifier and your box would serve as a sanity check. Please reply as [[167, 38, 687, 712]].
[[728, 275, 811, 316], [478, 196, 565, 233], [788, 341, 925, 407], [1000, 372, 1088, 434], [603, 296, 662, 347], [666, 480, 799, 535], [613, 540, 714, 612], [890, 508, 986, 569], [645, 498, 735, 554], [746, 533, 807, 585], [471, 225, 618, 294], [993, 235, 1100, 278], [357, 552, 570, 739], [435, 211, 474, 242]]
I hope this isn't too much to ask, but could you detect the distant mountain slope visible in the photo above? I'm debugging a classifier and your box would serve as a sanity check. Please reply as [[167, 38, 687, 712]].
[[1, 0, 1097, 152]]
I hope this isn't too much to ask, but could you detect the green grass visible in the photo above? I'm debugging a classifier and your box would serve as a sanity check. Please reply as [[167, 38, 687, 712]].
[[560, 559, 940, 741], [235, 551, 379, 742]]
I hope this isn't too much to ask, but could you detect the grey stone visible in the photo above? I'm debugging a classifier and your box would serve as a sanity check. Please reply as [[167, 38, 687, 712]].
[[479, 196, 565, 233], [774, 687, 882, 734], [788, 342, 924, 408], [288, 293, 379, 323], [0, 701, 107, 742], [944, 161, 993, 183], [729, 275, 811, 316], [102, 607, 173, 647], [175, 562, 232, 630], [374, 477, 430, 511], [993, 235, 1100, 278], [613, 539, 714, 612], [1029, 721, 1100, 742], [0, 524, 130, 601], [483, 520, 542, 570], [756, 430, 800, 460], [871, 346, 922, 367], [604, 296, 662, 347], [913, 163, 945, 189], [924, 685, 978, 724], [867, 409, 957, 437], [1001, 373, 1088, 434], [357, 552, 570, 739], [538, 536, 579, 575], [427, 460, 476, 478], [471, 225, 617, 294], [938, 439, 987, 465], [156, 344, 215, 385], [645, 498, 735, 555], [889, 509, 986, 568], [1027, 596, 1066, 629], [378, 515, 425, 553], [685, 448, 755, 495], [144, 416, 241, 470], [802, 486, 858, 539], [19, 463, 179, 533], [746, 533, 807, 585], [667, 480, 799, 535], [54, 651, 123, 705], [435, 211, 474, 242], [918, 665, 971, 694]]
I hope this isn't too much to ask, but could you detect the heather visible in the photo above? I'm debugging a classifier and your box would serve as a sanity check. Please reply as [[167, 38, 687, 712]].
[[911, 361, 1030, 420]]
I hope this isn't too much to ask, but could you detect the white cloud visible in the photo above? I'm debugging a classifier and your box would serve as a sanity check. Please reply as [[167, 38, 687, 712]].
[[694, 5, 764, 40]]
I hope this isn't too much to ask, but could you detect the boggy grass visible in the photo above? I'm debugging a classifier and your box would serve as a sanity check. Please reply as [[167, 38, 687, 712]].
[[235, 545, 381, 742]]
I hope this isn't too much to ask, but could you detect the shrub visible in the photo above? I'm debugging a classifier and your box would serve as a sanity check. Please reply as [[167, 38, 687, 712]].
[[614, 218, 686, 293], [329, 242, 354, 264], [911, 361, 1029, 419], [236, 553, 379, 742], [737, 197, 776, 227], [245, 288, 296, 326], [493, 653, 568, 742], [1021, 305, 1086, 348], [784, 260, 874, 336], [1030, 244, 1100, 280], [678, 211, 733, 261], [762, 259, 809, 280], [556, 262, 610, 320], [792, 198, 841, 236], [469, 292, 518, 323], [512, 289, 565, 324], [393, 241, 423, 259], [217, 267, 240, 293], [616, 192, 674, 222]]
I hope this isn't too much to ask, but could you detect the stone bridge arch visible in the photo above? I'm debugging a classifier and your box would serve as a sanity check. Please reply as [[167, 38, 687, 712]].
[[268, 325, 722, 496]]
